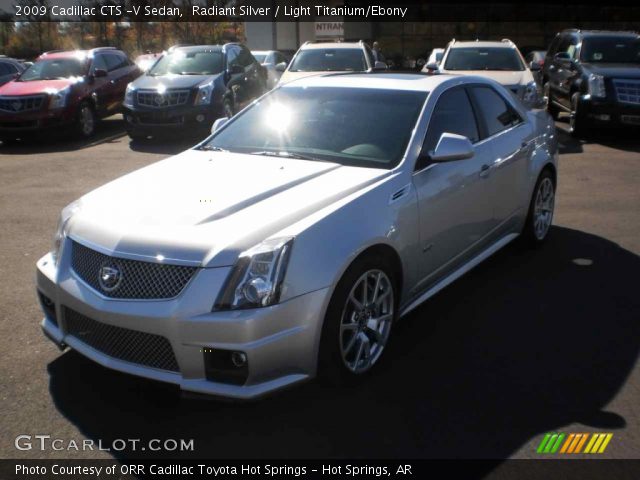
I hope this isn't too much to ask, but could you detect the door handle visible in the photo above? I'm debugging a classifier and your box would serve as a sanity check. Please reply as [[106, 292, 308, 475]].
[[480, 164, 490, 178]]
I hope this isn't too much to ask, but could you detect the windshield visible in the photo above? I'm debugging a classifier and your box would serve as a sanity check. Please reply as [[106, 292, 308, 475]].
[[19, 58, 86, 81], [289, 49, 367, 72], [148, 50, 223, 76], [580, 37, 640, 64], [252, 53, 267, 63], [444, 47, 525, 71], [201, 87, 427, 169]]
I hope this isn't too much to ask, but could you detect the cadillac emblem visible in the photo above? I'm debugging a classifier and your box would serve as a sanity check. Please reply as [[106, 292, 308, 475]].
[[98, 263, 123, 292]]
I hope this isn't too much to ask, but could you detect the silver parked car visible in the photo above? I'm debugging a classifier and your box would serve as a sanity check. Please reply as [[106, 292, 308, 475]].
[[37, 74, 558, 399]]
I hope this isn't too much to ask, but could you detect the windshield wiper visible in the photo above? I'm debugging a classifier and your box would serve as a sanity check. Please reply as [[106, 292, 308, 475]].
[[198, 145, 229, 152], [250, 150, 317, 161]]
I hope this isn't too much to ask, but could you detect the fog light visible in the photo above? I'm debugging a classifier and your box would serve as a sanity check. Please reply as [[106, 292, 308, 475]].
[[196, 114, 205, 123], [231, 351, 247, 367]]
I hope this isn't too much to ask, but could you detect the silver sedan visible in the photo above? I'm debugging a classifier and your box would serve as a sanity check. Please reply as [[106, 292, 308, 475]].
[[36, 74, 558, 399]]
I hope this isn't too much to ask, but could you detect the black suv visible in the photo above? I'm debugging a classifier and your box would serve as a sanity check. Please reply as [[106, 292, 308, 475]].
[[123, 44, 266, 140], [543, 29, 640, 136]]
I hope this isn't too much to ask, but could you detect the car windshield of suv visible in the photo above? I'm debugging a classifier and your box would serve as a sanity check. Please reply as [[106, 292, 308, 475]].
[[201, 87, 427, 169], [19, 58, 86, 81], [289, 49, 367, 72], [444, 47, 525, 71], [148, 50, 223, 76], [580, 37, 640, 64]]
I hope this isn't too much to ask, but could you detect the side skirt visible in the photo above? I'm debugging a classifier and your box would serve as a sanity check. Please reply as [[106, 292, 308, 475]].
[[399, 233, 519, 318]]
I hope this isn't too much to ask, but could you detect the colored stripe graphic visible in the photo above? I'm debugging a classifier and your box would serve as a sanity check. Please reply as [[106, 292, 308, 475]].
[[538, 433, 613, 454]]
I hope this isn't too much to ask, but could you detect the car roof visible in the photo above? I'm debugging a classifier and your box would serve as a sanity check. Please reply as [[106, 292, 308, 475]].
[[449, 41, 516, 49], [573, 30, 639, 37], [279, 73, 473, 92], [300, 42, 364, 50], [172, 45, 224, 53]]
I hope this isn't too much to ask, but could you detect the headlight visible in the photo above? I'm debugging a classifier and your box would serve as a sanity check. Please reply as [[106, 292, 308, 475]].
[[124, 84, 135, 107], [588, 74, 606, 98], [48, 86, 70, 109], [194, 81, 214, 106], [52, 200, 80, 266], [523, 81, 540, 107], [214, 237, 294, 310]]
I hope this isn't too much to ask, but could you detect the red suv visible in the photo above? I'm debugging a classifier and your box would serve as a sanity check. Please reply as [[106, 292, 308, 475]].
[[0, 48, 141, 142]]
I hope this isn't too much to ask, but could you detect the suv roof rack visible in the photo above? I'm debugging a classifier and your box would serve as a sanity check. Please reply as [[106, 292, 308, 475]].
[[501, 38, 515, 44]]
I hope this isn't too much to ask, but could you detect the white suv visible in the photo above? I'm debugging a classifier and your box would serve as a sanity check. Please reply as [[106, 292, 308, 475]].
[[278, 41, 386, 85], [435, 39, 541, 108]]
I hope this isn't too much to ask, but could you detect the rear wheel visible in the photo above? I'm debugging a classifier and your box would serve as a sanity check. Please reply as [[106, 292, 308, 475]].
[[522, 169, 556, 246], [76, 102, 96, 138], [319, 254, 397, 385]]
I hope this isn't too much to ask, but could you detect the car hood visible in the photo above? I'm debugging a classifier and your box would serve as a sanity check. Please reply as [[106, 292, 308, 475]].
[[446, 70, 533, 86], [279, 71, 336, 84], [68, 150, 389, 267], [581, 63, 640, 78], [131, 73, 221, 90], [0, 77, 80, 96]]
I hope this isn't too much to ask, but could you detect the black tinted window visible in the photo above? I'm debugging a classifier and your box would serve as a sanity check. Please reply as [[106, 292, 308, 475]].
[[471, 86, 522, 137], [289, 49, 367, 72], [0, 62, 10, 75], [580, 36, 640, 64], [226, 48, 239, 67], [105, 53, 127, 71], [90, 55, 108, 73], [423, 88, 479, 156], [444, 47, 524, 71]]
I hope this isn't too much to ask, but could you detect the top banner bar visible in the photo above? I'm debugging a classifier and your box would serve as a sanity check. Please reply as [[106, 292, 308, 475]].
[[2, 1, 640, 22]]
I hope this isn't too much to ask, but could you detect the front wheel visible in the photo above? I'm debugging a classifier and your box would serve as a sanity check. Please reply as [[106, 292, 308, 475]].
[[76, 102, 96, 138], [319, 255, 397, 385], [569, 92, 589, 137], [522, 170, 556, 246]]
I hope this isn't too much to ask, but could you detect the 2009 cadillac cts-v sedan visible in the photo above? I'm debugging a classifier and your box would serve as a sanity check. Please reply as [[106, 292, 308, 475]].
[[37, 74, 558, 399]]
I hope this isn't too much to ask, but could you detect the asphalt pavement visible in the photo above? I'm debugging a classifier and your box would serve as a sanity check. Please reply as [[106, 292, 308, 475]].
[[0, 115, 638, 461]]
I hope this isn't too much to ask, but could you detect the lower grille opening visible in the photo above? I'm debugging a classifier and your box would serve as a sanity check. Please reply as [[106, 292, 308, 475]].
[[38, 292, 57, 326], [203, 348, 249, 385], [64, 307, 179, 372]]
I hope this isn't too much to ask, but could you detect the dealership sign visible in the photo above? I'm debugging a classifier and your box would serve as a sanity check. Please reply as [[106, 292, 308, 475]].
[[315, 21, 344, 39]]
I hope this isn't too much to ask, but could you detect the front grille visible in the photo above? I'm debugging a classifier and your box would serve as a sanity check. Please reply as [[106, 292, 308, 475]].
[[137, 89, 190, 108], [613, 79, 640, 105], [621, 115, 640, 125], [0, 95, 45, 113], [64, 307, 179, 372], [71, 241, 198, 300]]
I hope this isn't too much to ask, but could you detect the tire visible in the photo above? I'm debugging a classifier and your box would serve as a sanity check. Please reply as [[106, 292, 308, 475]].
[[223, 98, 235, 118], [318, 253, 398, 385], [521, 169, 556, 246], [76, 102, 96, 138], [569, 92, 589, 137], [543, 83, 559, 120]]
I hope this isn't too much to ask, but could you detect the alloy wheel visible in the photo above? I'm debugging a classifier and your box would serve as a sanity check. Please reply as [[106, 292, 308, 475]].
[[533, 177, 555, 240], [339, 269, 394, 374], [79, 105, 95, 137]]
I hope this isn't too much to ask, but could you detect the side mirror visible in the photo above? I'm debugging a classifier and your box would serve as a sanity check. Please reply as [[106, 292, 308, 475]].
[[275, 61, 287, 72], [425, 62, 439, 72], [211, 117, 229, 134], [554, 52, 571, 62], [529, 61, 542, 71], [428, 133, 474, 162], [228, 64, 244, 75], [373, 60, 387, 70], [93, 68, 108, 78]]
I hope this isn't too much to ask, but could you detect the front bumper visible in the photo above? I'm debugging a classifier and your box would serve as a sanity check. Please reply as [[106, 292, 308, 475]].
[[123, 104, 223, 136], [579, 95, 640, 127], [0, 108, 75, 135], [36, 240, 329, 400]]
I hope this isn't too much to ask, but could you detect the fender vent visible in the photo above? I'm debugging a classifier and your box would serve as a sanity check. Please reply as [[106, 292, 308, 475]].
[[390, 184, 411, 204]]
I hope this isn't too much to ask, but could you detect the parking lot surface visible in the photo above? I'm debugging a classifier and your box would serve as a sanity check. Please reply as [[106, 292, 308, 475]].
[[1, 115, 639, 460]]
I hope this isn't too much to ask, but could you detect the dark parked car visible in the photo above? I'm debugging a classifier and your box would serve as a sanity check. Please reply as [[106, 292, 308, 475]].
[[543, 29, 640, 136], [0, 56, 27, 86], [0, 48, 141, 142], [123, 44, 267, 140]]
